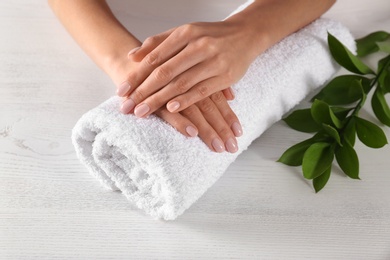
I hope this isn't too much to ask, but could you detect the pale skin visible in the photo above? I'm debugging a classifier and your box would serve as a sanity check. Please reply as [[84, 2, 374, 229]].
[[48, 0, 335, 153]]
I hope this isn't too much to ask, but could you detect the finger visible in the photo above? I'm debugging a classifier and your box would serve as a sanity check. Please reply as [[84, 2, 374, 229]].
[[166, 75, 228, 113], [136, 29, 188, 76], [155, 108, 199, 137], [117, 29, 183, 98], [122, 36, 187, 100], [132, 59, 217, 118], [180, 105, 225, 153], [129, 28, 176, 62], [222, 87, 235, 101], [195, 97, 238, 153], [210, 92, 243, 137], [120, 96, 136, 114]]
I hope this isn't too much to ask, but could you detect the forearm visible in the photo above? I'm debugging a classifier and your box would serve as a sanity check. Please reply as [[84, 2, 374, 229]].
[[225, 0, 336, 57], [48, 0, 141, 83]]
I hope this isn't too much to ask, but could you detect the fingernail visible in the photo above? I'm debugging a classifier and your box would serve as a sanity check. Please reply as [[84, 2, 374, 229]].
[[134, 103, 150, 118], [212, 138, 225, 153], [225, 137, 238, 153], [117, 81, 131, 97], [231, 122, 243, 137], [127, 47, 140, 58], [120, 99, 135, 114], [167, 101, 180, 112], [185, 126, 198, 137]]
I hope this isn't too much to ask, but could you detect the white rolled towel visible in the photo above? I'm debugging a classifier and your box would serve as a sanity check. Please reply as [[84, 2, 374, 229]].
[[72, 3, 355, 220]]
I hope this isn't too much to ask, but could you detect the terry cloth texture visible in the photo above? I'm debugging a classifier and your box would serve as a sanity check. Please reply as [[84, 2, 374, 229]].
[[72, 5, 355, 220]]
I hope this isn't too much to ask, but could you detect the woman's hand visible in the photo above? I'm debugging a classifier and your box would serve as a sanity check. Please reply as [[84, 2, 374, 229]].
[[116, 20, 261, 118], [115, 57, 242, 153], [154, 91, 242, 153]]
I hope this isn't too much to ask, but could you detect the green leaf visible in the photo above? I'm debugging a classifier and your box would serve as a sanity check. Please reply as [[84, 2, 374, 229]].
[[378, 56, 390, 93], [277, 138, 317, 166], [343, 119, 356, 147], [322, 124, 342, 146], [302, 142, 334, 179], [380, 73, 390, 94], [371, 88, 390, 126], [378, 55, 390, 73], [283, 109, 321, 133], [313, 167, 331, 193], [331, 107, 354, 121], [335, 141, 360, 179], [311, 100, 342, 129], [377, 42, 390, 54], [355, 117, 388, 148], [328, 33, 375, 75], [356, 31, 390, 57], [312, 75, 371, 105]]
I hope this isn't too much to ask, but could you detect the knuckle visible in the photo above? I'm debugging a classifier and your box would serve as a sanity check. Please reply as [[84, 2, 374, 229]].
[[173, 78, 189, 94], [221, 107, 238, 124], [144, 36, 157, 46], [198, 99, 215, 114], [124, 73, 136, 86], [168, 117, 181, 129], [132, 89, 145, 102], [217, 127, 232, 139], [225, 113, 238, 125], [145, 52, 159, 67], [196, 84, 209, 98], [154, 66, 172, 81], [210, 92, 225, 104], [213, 56, 225, 69], [180, 24, 196, 37], [200, 36, 216, 53], [148, 93, 163, 109], [182, 105, 198, 118]]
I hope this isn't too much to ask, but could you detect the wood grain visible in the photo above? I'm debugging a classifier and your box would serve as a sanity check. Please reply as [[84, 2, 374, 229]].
[[1, 0, 390, 259]]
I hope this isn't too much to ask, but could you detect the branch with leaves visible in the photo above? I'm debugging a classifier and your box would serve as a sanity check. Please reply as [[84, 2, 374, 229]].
[[278, 30, 390, 192]]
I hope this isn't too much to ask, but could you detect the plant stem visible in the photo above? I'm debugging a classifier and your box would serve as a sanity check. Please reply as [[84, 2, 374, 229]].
[[339, 56, 390, 144]]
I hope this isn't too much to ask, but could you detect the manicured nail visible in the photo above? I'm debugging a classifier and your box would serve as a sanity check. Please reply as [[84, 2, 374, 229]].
[[186, 126, 198, 137], [117, 81, 131, 97], [120, 99, 135, 114], [127, 47, 140, 58], [167, 101, 180, 112], [134, 103, 150, 118], [231, 122, 243, 137], [225, 137, 238, 153], [212, 138, 225, 153]]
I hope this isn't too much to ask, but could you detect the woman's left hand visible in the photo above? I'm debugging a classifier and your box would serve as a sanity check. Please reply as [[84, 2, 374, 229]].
[[116, 20, 263, 118]]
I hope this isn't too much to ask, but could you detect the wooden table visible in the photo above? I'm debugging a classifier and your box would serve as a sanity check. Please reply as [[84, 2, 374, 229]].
[[1, 0, 389, 259]]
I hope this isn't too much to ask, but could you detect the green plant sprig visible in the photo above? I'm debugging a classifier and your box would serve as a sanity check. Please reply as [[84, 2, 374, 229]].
[[278, 30, 390, 192]]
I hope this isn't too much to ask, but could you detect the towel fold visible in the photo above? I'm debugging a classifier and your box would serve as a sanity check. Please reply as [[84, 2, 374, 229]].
[[72, 5, 355, 220]]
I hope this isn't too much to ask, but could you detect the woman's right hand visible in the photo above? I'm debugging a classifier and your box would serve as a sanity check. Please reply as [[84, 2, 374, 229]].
[[111, 49, 242, 153]]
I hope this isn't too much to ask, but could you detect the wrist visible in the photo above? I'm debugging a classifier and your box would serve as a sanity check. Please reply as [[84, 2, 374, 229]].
[[224, 9, 271, 59], [103, 47, 140, 86]]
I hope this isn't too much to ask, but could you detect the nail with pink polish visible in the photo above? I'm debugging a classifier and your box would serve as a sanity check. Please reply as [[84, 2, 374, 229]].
[[231, 122, 243, 137], [186, 126, 198, 137], [134, 103, 150, 118], [117, 81, 131, 97], [127, 47, 140, 58], [167, 101, 180, 112], [120, 99, 135, 114], [225, 137, 238, 153], [212, 138, 225, 153]]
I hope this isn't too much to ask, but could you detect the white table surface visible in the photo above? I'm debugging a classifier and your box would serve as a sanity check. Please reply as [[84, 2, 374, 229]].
[[1, 0, 390, 259]]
